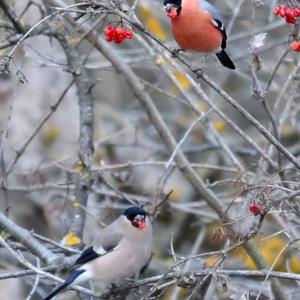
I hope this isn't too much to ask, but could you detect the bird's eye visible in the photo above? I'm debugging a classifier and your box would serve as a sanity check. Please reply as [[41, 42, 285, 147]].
[[134, 214, 146, 221]]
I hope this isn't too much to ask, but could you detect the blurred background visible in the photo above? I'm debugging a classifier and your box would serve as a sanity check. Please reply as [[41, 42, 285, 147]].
[[1, 0, 300, 299]]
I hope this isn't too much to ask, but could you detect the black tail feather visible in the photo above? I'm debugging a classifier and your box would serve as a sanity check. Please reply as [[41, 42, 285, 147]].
[[44, 269, 85, 300], [44, 281, 71, 300], [216, 50, 235, 70]]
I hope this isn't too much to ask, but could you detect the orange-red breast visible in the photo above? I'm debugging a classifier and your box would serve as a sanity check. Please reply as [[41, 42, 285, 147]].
[[164, 0, 235, 69]]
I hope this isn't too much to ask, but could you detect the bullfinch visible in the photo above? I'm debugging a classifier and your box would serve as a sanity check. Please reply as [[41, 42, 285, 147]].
[[43, 206, 153, 300], [164, 0, 235, 69]]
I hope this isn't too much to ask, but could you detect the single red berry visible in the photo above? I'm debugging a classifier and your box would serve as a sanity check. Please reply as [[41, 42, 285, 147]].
[[295, 7, 300, 17], [106, 26, 114, 34], [126, 30, 133, 39], [291, 8, 298, 17], [291, 41, 300, 52], [249, 205, 257, 214], [285, 7, 292, 17], [274, 6, 280, 16], [115, 38, 123, 44], [279, 5, 286, 17], [104, 25, 117, 42], [249, 204, 266, 216]]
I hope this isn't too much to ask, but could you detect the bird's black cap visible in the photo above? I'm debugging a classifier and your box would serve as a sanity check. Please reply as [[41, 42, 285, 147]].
[[123, 206, 146, 219], [163, 0, 182, 7]]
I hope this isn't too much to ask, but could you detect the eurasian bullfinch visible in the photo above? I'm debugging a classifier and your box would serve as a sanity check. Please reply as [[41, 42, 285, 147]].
[[164, 0, 235, 69], [44, 206, 153, 300]]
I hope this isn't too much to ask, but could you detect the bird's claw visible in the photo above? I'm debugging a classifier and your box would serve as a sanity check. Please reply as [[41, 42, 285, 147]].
[[171, 48, 185, 58], [192, 67, 204, 78]]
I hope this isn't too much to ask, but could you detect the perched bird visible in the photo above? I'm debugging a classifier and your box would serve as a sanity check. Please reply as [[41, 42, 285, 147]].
[[163, 0, 235, 69], [44, 206, 153, 300]]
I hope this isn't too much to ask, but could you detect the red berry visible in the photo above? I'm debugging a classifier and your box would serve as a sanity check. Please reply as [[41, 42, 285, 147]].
[[279, 7, 286, 17], [115, 38, 123, 44], [116, 27, 126, 37], [291, 41, 300, 52], [274, 6, 280, 16], [104, 25, 117, 41], [295, 8, 300, 17], [249, 204, 266, 216], [291, 8, 298, 17], [285, 15, 297, 24], [126, 30, 133, 39], [276, 5, 300, 21], [285, 7, 292, 17], [106, 26, 114, 34], [285, 7, 297, 20]]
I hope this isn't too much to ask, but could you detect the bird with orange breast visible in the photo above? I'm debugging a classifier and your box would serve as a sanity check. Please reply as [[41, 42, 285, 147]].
[[164, 0, 235, 70]]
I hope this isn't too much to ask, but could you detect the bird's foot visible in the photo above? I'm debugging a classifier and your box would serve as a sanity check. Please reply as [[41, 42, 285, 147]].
[[107, 283, 121, 296], [192, 67, 204, 78], [171, 48, 185, 58], [123, 278, 140, 295], [123, 277, 137, 286]]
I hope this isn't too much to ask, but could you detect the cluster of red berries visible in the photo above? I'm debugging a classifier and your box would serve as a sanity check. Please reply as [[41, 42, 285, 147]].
[[274, 4, 300, 24], [104, 26, 134, 44], [249, 204, 267, 216]]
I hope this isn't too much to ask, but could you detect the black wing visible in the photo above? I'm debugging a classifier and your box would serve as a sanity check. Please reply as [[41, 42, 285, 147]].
[[73, 233, 121, 268], [74, 246, 101, 266], [212, 18, 227, 49], [72, 220, 123, 269]]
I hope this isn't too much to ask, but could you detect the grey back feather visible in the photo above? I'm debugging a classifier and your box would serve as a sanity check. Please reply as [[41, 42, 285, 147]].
[[94, 217, 124, 252], [198, 0, 227, 48], [199, 0, 222, 22]]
